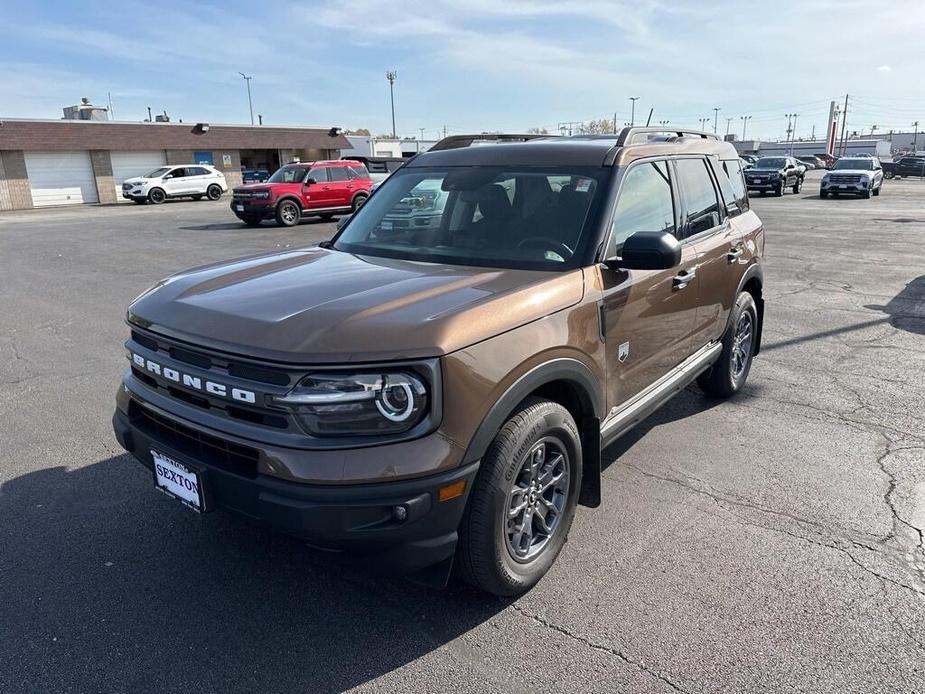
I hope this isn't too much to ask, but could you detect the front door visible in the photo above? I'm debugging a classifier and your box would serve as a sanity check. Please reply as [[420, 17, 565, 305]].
[[162, 167, 190, 195], [600, 159, 700, 410], [326, 165, 355, 208], [301, 166, 333, 210]]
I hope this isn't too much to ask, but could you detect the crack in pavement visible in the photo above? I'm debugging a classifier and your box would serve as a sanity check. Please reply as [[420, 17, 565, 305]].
[[509, 604, 692, 693]]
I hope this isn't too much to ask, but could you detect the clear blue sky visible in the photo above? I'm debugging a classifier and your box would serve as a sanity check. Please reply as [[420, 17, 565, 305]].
[[2, 0, 924, 141]]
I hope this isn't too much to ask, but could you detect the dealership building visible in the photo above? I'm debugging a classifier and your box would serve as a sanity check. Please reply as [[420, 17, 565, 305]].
[[0, 119, 351, 210]]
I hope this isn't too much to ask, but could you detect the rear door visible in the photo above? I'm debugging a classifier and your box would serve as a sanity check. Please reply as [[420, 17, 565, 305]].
[[186, 166, 212, 193], [599, 158, 701, 408], [326, 165, 354, 208]]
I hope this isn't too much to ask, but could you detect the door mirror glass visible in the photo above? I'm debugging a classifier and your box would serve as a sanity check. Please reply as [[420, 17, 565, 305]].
[[606, 231, 681, 271], [304, 177, 317, 186]]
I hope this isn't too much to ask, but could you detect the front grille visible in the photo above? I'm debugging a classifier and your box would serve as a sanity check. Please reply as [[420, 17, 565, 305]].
[[828, 174, 862, 184], [129, 400, 259, 478]]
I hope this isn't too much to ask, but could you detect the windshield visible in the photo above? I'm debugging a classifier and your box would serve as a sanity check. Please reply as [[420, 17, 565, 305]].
[[754, 158, 787, 169], [333, 166, 606, 270], [267, 165, 310, 183], [144, 167, 170, 178], [833, 159, 873, 170]]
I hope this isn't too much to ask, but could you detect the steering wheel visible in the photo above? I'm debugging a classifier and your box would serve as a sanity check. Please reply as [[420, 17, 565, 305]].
[[516, 236, 574, 260]]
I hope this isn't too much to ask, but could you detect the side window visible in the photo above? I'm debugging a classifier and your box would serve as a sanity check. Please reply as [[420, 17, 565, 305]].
[[674, 158, 721, 237], [607, 160, 675, 256], [307, 167, 329, 183], [718, 159, 749, 214], [367, 161, 388, 174], [346, 166, 369, 180], [328, 167, 350, 182], [168, 168, 186, 178]]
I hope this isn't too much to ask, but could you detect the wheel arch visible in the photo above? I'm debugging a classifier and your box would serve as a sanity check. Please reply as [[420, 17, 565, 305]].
[[736, 263, 764, 355], [461, 358, 603, 508]]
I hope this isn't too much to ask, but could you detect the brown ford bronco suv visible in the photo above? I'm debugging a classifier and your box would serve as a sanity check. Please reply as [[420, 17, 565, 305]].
[[113, 128, 764, 596]]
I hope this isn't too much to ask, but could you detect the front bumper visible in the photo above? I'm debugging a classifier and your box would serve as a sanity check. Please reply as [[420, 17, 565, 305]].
[[122, 190, 145, 200], [230, 199, 274, 220], [746, 177, 782, 191], [820, 180, 870, 194], [112, 398, 478, 575]]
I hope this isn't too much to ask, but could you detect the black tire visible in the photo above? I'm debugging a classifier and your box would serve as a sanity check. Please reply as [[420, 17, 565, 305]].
[[456, 398, 582, 596], [884, 171, 895, 180], [792, 177, 802, 194], [275, 199, 301, 227], [148, 187, 166, 204], [207, 184, 223, 201], [820, 191, 828, 199], [698, 292, 758, 399], [351, 194, 368, 212], [873, 184, 881, 197], [775, 182, 785, 197], [861, 187, 871, 199], [132, 198, 146, 205], [242, 217, 262, 227]]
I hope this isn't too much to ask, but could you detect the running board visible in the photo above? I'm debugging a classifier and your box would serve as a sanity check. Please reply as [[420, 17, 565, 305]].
[[600, 342, 722, 446]]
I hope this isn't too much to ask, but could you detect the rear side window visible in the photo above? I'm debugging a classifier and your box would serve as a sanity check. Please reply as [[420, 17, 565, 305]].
[[717, 159, 749, 214], [328, 167, 350, 182], [188, 167, 210, 176], [346, 166, 369, 180], [674, 158, 721, 237], [608, 160, 676, 255]]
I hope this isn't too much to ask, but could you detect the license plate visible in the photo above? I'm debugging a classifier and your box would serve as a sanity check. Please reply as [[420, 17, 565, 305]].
[[152, 450, 203, 512], [235, 204, 244, 212], [838, 185, 848, 190]]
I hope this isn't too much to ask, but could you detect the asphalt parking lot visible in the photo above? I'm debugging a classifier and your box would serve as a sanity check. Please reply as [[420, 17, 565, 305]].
[[2, 171, 924, 693]]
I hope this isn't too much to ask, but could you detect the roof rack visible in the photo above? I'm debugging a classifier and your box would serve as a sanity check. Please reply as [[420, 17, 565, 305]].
[[616, 127, 719, 146], [428, 133, 555, 152]]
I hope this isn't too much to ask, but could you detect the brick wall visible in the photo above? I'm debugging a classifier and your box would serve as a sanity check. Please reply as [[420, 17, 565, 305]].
[[166, 150, 195, 165], [0, 151, 10, 211], [0, 151, 33, 210], [89, 150, 117, 205], [213, 150, 242, 188]]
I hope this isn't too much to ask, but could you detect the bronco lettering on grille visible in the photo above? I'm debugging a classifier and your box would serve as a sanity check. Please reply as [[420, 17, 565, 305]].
[[131, 353, 256, 404]]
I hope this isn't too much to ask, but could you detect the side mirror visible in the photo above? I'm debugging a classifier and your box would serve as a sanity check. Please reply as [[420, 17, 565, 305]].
[[605, 231, 681, 271], [163, 174, 173, 180], [304, 177, 317, 186], [336, 214, 352, 231]]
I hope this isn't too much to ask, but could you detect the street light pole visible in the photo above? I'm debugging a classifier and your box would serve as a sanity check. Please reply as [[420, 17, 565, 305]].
[[913, 121, 920, 152], [790, 113, 799, 153], [713, 107, 721, 134], [725, 117, 733, 136], [386, 71, 397, 138], [628, 97, 640, 126], [238, 72, 254, 125], [740, 115, 752, 140]]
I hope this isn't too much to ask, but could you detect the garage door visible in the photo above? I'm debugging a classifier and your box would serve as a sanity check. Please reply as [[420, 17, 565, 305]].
[[25, 151, 99, 207], [111, 151, 167, 201]]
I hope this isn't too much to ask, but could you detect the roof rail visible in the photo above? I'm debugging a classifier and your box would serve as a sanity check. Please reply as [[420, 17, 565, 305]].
[[616, 127, 719, 146], [428, 133, 556, 152]]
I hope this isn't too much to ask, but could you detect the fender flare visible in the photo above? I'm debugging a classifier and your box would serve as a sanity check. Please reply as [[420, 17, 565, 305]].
[[461, 358, 604, 508], [350, 190, 370, 206], [274, 194, 302, 211]]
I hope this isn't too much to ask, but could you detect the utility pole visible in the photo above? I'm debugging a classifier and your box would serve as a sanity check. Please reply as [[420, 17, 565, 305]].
[[386, 71, 397, 138], [418, 127, 425, 152], [811, 123, 815, 140], [912, 121, 919, 152], [146, 106, 152, 122], [258, 114, 263, 126], [628, 97, 640, 126], [713, 107, 721, 134], [740, 115, 752, 140], [790, 114, 799, 153], [838, 94, 849, 156], [613, 112, 617, 134], [238, 72, 254, 125], [785, 113, 794, 143], [725, 117, 733, 137], [442, 125, 447, 138]]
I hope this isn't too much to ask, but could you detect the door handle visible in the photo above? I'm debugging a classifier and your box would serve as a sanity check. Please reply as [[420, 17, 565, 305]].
[[673, 269, 696, 290], [727, 247, 744, 262]]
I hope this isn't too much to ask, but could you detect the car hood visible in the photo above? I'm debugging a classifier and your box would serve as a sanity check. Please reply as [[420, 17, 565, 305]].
[[123, 177, 149, 185], [127, 248, 585, 363], [747, 168, 784, 175], [825, 169, 872, 175], [233, 183, 276, 193]]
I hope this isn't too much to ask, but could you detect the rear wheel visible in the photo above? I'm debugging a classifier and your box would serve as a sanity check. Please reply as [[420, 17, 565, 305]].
[[275, 200, 301, 227], [207, 184, 223, 201], [792, 177, 802, 194], [148, 187, 166, 204], [698, 291, 758, 398], [351, 194, 368, 212], [456, 398, 582, 596]]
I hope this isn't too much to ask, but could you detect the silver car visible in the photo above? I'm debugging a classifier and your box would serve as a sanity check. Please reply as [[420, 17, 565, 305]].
[[820, 157, 884, 199]]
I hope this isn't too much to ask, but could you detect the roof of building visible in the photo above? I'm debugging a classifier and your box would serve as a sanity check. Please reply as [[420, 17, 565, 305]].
[[0, 118, 351, 151]]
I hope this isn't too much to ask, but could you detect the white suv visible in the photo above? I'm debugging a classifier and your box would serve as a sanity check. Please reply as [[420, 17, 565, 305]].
[[121, 165, 228, 204]]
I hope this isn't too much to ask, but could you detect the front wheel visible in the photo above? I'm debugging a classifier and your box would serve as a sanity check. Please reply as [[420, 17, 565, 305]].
[[275, 200, 301, 227], [775, 182, 785, 197], [148, 187, 166, 204], [456, 398, 582, 596], [698, 292, 758, 398], [820, 191, 829, 199], [873, 184, 881, 197], [207, 184, 223, 201]]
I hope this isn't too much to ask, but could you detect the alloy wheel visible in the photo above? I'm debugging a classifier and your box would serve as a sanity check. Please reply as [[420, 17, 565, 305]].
[[731, 312, 753, 379], [504, 437, 570, 562]]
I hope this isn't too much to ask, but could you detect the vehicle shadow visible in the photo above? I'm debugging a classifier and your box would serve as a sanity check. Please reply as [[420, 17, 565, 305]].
[[865, 274, 925, 335], [180, 218, 338, 232], [0, 457, 509, 693]]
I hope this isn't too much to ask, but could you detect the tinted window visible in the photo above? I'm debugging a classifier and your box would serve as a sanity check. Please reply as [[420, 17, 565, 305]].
[[754, 158, 787, 169], [719, 159, 749, 214], [167, 168, 186, 178], [608, 161, 675, 255], [674, 158, 721, 236], [833, 159, 873, 170], [366, 161, 388, 173], [346, 166, 369, 180], [267, 165, 310, 183], [188, 167, 210, 176], [328, 167, 350, 182]]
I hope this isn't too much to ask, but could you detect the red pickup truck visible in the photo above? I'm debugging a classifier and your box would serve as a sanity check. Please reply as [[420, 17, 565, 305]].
[[231, 160, 372, 227]]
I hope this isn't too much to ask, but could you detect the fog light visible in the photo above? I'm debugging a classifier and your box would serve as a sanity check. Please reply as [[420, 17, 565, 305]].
[[392, 505, 408, 522]]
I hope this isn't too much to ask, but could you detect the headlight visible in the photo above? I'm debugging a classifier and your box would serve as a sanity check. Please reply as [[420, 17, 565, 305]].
[[273, 371, 428, 436]]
